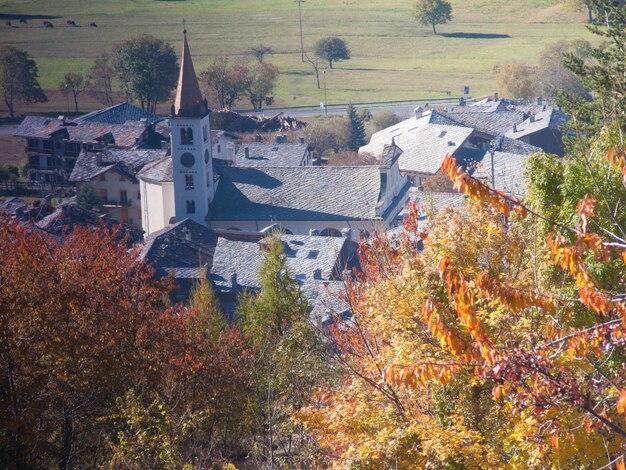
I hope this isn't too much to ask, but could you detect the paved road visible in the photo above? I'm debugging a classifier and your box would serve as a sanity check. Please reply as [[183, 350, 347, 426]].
[[239, 98, 472, 119], [0, 125, 18, 136]]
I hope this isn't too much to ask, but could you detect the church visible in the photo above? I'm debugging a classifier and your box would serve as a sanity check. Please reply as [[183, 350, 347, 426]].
[[139, 32, 411, 241]]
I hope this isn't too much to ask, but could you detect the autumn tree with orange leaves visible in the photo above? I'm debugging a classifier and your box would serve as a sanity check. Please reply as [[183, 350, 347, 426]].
[[298, 128, 626, 468], [297, 3, 626, 463], [0, 219, 257, 469]]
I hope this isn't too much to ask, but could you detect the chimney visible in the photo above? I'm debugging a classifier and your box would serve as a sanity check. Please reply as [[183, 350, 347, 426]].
[[231, 273, 238, 289], [341, 227, 351, 239], [95, 153, 102, 166], [529, 115, 535, 123], [299, 136, 305, 144], [244, 146, 250, 159], [58, 115, 66, 125], [309, 229, 319, 236], [414, 106, 424, 119], [513, 124, 518, 133], [313, 268, 322, 280], [458, 97, 466, 106], [537, 96, 543, 106], [255, 133, 263, 142], [494, 92, 499, 101]]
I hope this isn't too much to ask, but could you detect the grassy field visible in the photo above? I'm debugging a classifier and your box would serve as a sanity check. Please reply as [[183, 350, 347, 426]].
[[0, 0, 595, 116]]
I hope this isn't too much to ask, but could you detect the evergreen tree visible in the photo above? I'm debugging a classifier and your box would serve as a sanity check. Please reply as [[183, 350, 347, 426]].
[[237, 235, 330, 467], [346, 104, 366, 151], [187, 266, 225, 342], [560, 0, 626, 145], [76, 183, 103, 211]]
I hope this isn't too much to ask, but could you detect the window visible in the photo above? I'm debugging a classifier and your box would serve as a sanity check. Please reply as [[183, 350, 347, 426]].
[[203, 124, 208, 142], [119, 175, 126, 182], [187, 128, 193, 145], [29, 156, 39, 166], [120, 190, 128, 205], [99, 188, 107, 201], [180, 128, 187, 145], [99, 174, 106, 181], [217, 144, 221, 153], [46, 157, 53, 168], [137, 191, 141, 200], [185, 174, 194, 190], [186, 200, 196, 214]]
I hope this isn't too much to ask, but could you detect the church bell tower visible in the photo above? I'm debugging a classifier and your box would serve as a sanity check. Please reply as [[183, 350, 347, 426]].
[[170, 29, 213, 225]]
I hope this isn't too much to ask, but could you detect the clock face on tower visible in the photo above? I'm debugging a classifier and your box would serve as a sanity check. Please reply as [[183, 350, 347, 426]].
[[181, 152, 195, 168]]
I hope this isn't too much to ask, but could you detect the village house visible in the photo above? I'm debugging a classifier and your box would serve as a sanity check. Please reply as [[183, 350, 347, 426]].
[[69, 148, 168, 226], [359, 108, 476, 188], [505, 107, 568, 156], [14, 114, 156, 186]]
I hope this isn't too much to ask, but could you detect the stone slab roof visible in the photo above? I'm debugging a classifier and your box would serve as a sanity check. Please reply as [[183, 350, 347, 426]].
[[505, 108, 569, 139], [69, 148, 167, 183], [233, 142, 308, 167], [360, 113, 474, 174], [137, 155, 173, 184], [35, 200, 143, 244], [301, 280, 351, 326], [75, 102, 158, 125], [15, 116, 148, 148], [210, 166, 384, 221], [441, 110, 527, 137], [472, 136, 542, 198], [139, 218, 218, 276], [210, 234, 349, 293]]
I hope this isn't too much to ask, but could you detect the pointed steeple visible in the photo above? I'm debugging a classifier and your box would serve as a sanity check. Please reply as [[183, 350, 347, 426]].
[[173, 30, 208, 117]]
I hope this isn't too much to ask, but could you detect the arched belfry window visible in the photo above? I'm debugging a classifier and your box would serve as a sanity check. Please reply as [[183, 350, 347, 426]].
[[180, 128, 187, 145], [187, 128, 193, 145], [186, 200, 196, 214], [185, 174, 194, 190]]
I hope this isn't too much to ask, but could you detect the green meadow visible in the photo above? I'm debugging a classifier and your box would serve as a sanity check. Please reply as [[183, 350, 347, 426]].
[[0, 0, 596, 111]]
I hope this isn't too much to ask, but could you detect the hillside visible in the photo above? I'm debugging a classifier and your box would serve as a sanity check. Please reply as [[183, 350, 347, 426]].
[[0, 0, 594, 113]]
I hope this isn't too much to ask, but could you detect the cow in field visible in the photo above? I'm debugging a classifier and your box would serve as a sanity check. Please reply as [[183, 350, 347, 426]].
[[67, 20, 77, 26], [89, 22, 97, 27], [43, 21, 54, 28], [5, 21, 12, 27], [19, 18, 27, 24]]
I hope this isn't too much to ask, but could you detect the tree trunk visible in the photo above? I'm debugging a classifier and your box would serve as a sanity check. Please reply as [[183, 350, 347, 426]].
[[587, 6, 593, 23], [432, 22, 437, 34], [73, 93, 79, 113], [58, 407, 75, 470], [329, 59, 333, 69]]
